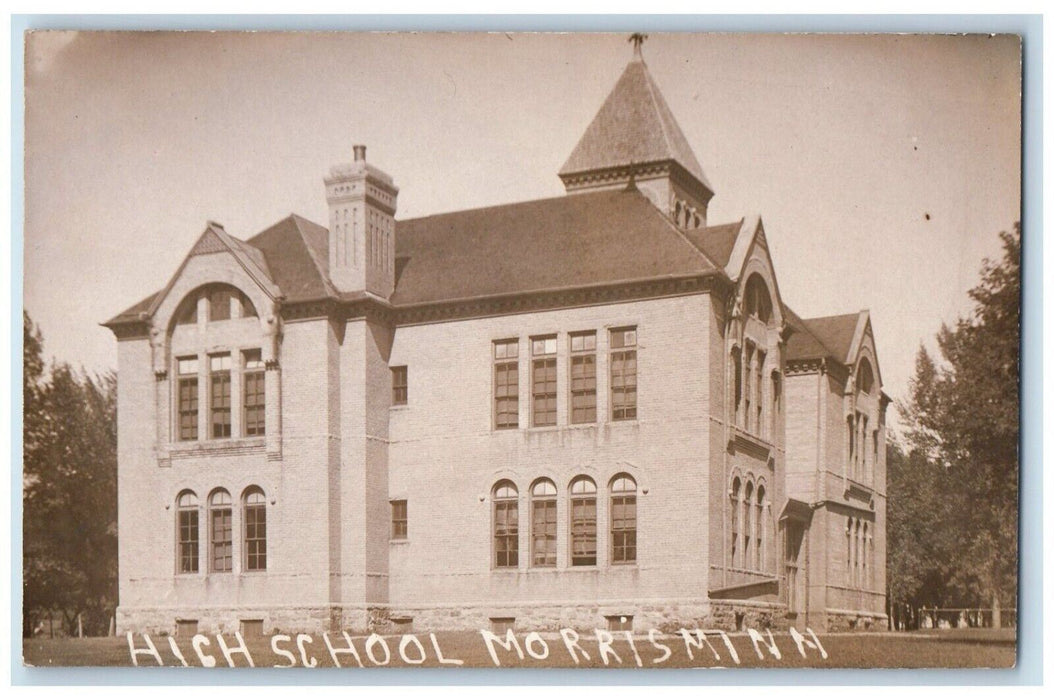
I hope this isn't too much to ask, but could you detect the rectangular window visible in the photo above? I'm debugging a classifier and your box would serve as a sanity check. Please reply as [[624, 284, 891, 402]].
[[490, 618, 516, 635], [209, 354, 232, 439], [243, 350, 265, 436], [391, 366, 408, 406], [531, 336, 557, 427], [610, 328, 637, 421], [494, 497, 519, 568], [391, 499, 408, 540], [176, 619, 198, 638], [177, 509, 199, 574], [493, 340, 519, 430], [177, 357, 198, 441], [570, 494, 597, 566], [606, 615, 633, 632], [531, 497, 557, 567], [244, 501, 267, 572], [611, 493, 637, 564], [209, 288, 231, 321], [569, 332, 597, 424], [240, 619, 264, 638], [210, 507, 232, 573]]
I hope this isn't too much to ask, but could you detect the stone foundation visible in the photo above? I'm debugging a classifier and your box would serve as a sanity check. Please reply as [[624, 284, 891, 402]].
[[117, 605, 377, 636], [823, 609, 889, 632], [118, 599, 823, 636]]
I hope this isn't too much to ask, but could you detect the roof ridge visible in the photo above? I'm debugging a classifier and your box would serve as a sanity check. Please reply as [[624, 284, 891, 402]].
[[398, 189, 627, 225]]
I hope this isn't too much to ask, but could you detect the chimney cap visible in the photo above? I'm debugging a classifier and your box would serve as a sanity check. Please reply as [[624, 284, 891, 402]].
[[353, 144, 366, 162]]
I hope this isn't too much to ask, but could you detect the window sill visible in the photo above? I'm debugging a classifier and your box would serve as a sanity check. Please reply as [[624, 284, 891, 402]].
[[389, 538, 409, 545], [169, 437, 266, 458], [389, 405, 410, 412]]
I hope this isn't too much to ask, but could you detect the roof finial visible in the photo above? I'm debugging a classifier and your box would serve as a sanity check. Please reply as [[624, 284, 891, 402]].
[[629, 33, 647, 60]]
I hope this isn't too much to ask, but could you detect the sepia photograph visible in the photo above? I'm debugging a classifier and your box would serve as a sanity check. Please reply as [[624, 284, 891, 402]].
[[20, 29, 1022, 671]]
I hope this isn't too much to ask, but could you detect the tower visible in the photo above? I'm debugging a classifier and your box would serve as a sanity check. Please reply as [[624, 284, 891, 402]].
[[559, 41, 714, 229], [324, 144, 399, 297]]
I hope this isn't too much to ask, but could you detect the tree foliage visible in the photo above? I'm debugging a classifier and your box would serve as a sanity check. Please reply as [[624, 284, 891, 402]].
[[23, 312, 118, 637], [891, 224, 1020, 612]]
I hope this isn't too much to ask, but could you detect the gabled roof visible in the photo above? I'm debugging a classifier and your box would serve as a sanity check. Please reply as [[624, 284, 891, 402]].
[[804, 313, 863, 363], [392, 187, 719, 306], [559, 57, 713, 193], [784, 309, 863, 366]]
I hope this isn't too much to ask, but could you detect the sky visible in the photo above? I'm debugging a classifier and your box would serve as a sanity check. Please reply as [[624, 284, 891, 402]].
[[23, 31, 1021, 431]]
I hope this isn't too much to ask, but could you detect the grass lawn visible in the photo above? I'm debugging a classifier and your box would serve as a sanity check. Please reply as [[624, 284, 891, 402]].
[[22, 628, 1016, 669]]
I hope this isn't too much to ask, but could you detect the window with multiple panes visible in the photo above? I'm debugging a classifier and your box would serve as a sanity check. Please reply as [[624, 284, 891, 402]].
[[244, 488, 267, 572], [570, 477, 597, 566], [209, 288, 232, 321], [493, 340, 519, 429], [243, 349, 266, 436], [732, 348, 743, 429], [743, 481, 754, 569], [754, 350, 765, 436], [391, 366, 408, 406], [391, 499, 408, 540], [209, 354, 232, 439], [177, 491, 199, 574], [209, 490, 233, 573], [610, 476, 637, 564], [610, 328, 637, 421], [493, 481, 518, 568], [569, 332, 597, 424], [177, 357, 199, 441], [743, 343, 754, 433], [730, 477, 741, 568], [755, 484, 766, 571], [531, 479, 557, 567], [531, 337, 557, 427]]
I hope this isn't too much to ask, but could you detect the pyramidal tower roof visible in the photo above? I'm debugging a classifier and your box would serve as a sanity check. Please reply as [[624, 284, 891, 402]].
[[559, 48, 713, 194]]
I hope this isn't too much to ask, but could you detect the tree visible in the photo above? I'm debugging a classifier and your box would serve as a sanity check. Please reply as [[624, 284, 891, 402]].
[[23, 312, 118, 637], [895, 223, 1020, 620]]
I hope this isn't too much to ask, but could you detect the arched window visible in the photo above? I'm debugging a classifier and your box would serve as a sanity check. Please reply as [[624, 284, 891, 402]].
[[862, 522, 869, 590], [175, 295, 198, 326], [610, 475, 637, 564], [209, 489, 233, 573], [858, 359, 875, 395], [531, 479, 557, 567], [771, 370, 782, 440], [569, 477, 597, 566], [755, 484, 766, 572], [743, 481, 755, 569], [730, 477, 741, 568], [243, 487, 267, 572], [176, 491, 199, 574], [744, 275, 773, 324], [493, 481, 519, 568]]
